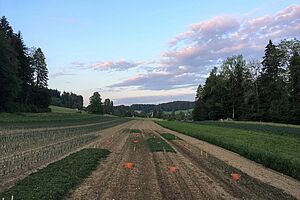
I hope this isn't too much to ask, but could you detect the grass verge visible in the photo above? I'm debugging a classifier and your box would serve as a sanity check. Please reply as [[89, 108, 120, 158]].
[[156, 120, 300, 181], [0, 148, 110, 200], [147, 137, 176, 153]]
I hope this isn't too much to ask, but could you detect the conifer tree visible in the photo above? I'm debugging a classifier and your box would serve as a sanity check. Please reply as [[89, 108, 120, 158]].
[[32, 48, 48, 88]]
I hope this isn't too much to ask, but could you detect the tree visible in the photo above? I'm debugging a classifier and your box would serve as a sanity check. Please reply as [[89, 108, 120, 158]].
[[0, 30, 20, 111], [193, 85, 206, 121], [12, 32, 34, 104], [29, 86, 51, 109], [32, 48, 48, 88], [221, 55, 246, 119], [0, 16, 13, 39], [202, 67, 227, 120], [103, 98, 114, 114], [260, 40, 288, 121], [0, 16, 51, 112], [88, 92, 103, 114], [243, 60, 262, 120], [289, 50, 300, 124]]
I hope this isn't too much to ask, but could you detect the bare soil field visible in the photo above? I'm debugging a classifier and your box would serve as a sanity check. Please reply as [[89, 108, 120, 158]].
[[68, 120, 300, 200]]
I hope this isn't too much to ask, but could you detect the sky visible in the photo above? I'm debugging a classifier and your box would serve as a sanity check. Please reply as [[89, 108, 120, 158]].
[[1, 0, 300, 106]]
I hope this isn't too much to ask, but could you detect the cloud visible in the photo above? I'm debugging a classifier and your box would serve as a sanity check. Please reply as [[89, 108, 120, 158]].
[[108, 5, 300, 90], [71, 61, 86, 68], [91, 60, 142, 71], [110, 71, 204, 90], [71, 60, 143, 71], [166, 5, 300, 68], [51, 71, 76, 78]]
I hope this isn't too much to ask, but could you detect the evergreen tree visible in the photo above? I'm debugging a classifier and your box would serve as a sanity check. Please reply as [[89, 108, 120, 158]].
[[0, 16, 13, 39], [192, 85, 206, 121], [0, 31, 20, 111], [260, 40, 288, 121], [88, 92, 103, 114], [11, 32, 34, 104], [289, 51, 300, 124], [32, 48, 48, 88], [203, 67, 227, 119]]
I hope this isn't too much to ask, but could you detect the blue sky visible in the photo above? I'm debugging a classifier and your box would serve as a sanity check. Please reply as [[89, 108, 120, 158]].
[[1, 0, 300, 105]]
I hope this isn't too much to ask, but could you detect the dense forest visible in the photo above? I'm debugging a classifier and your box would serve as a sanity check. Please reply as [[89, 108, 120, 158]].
[[193, 39, 300, 124], [112, 101, 194, 119], [131, 101, 194, 113], [49, 89, 83, 110], [0, 16, 50, 112]]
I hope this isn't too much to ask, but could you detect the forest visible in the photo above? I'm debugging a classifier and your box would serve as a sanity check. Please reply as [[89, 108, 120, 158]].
[[193, 39, 300, 124], [49, 89, 84, 110], [131, 101, 194, 113], [0, 16, 86, 113], [0, 16, 50, 112]]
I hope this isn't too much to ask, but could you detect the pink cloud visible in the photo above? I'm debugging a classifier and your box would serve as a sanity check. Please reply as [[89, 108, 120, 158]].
[[91, 60, 142, 71], [163, 5, 300, 72], [109, 5, 300, 91]]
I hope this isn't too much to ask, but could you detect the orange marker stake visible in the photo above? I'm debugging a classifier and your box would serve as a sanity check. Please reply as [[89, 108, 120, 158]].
[[168, 166, 177, 173], [231, 173, 241, 181], [123, 162, 134, 169]]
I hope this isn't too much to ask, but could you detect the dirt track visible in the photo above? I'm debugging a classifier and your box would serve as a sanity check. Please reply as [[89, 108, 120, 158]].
[[68, 120, 300, 200]]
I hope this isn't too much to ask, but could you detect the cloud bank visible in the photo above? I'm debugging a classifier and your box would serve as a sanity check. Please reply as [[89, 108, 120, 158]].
[[108, 5, 300, 90]]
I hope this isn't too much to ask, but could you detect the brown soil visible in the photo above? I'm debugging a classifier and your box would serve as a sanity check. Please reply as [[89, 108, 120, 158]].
[[68, 120, 299, 200]]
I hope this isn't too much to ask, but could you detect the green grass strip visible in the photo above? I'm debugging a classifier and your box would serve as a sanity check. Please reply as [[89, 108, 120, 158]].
[[160, 133, 180, 140], [147, 137, 176, 153], [194, 121, 300, 138], [157, 120, 300, 181], [130, 129, 142, 133], [0, 148, 110, 200]]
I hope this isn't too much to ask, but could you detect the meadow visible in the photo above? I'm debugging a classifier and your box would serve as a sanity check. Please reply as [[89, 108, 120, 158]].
[[157, 120, 300, 181]]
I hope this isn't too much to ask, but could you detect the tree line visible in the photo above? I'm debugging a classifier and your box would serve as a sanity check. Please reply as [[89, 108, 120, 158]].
[[130, 101, 194, 113], [193, 39, 300, 124], [0, 16, 50, 112], [49, 89, 83, 110]]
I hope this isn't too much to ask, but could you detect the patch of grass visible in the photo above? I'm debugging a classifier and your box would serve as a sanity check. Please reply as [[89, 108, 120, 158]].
[[195, 121, 300, 137], [147, 137, 176, 153], [163, 109, 193, 115], [0, 148, 110, 200], [160, 133, 180, 140], [49, 106, 85, 114], [130, 129, 142, 133], [157, 120, 300, 181]]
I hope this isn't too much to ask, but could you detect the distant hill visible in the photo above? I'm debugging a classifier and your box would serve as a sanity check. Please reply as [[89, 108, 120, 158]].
[[130, 101, 195, 113]]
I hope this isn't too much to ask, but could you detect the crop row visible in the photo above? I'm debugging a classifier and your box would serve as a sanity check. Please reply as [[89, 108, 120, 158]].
[[0, 134, 96, 179], [0, 118, 127, 157], [0, 113, 119, 129]]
